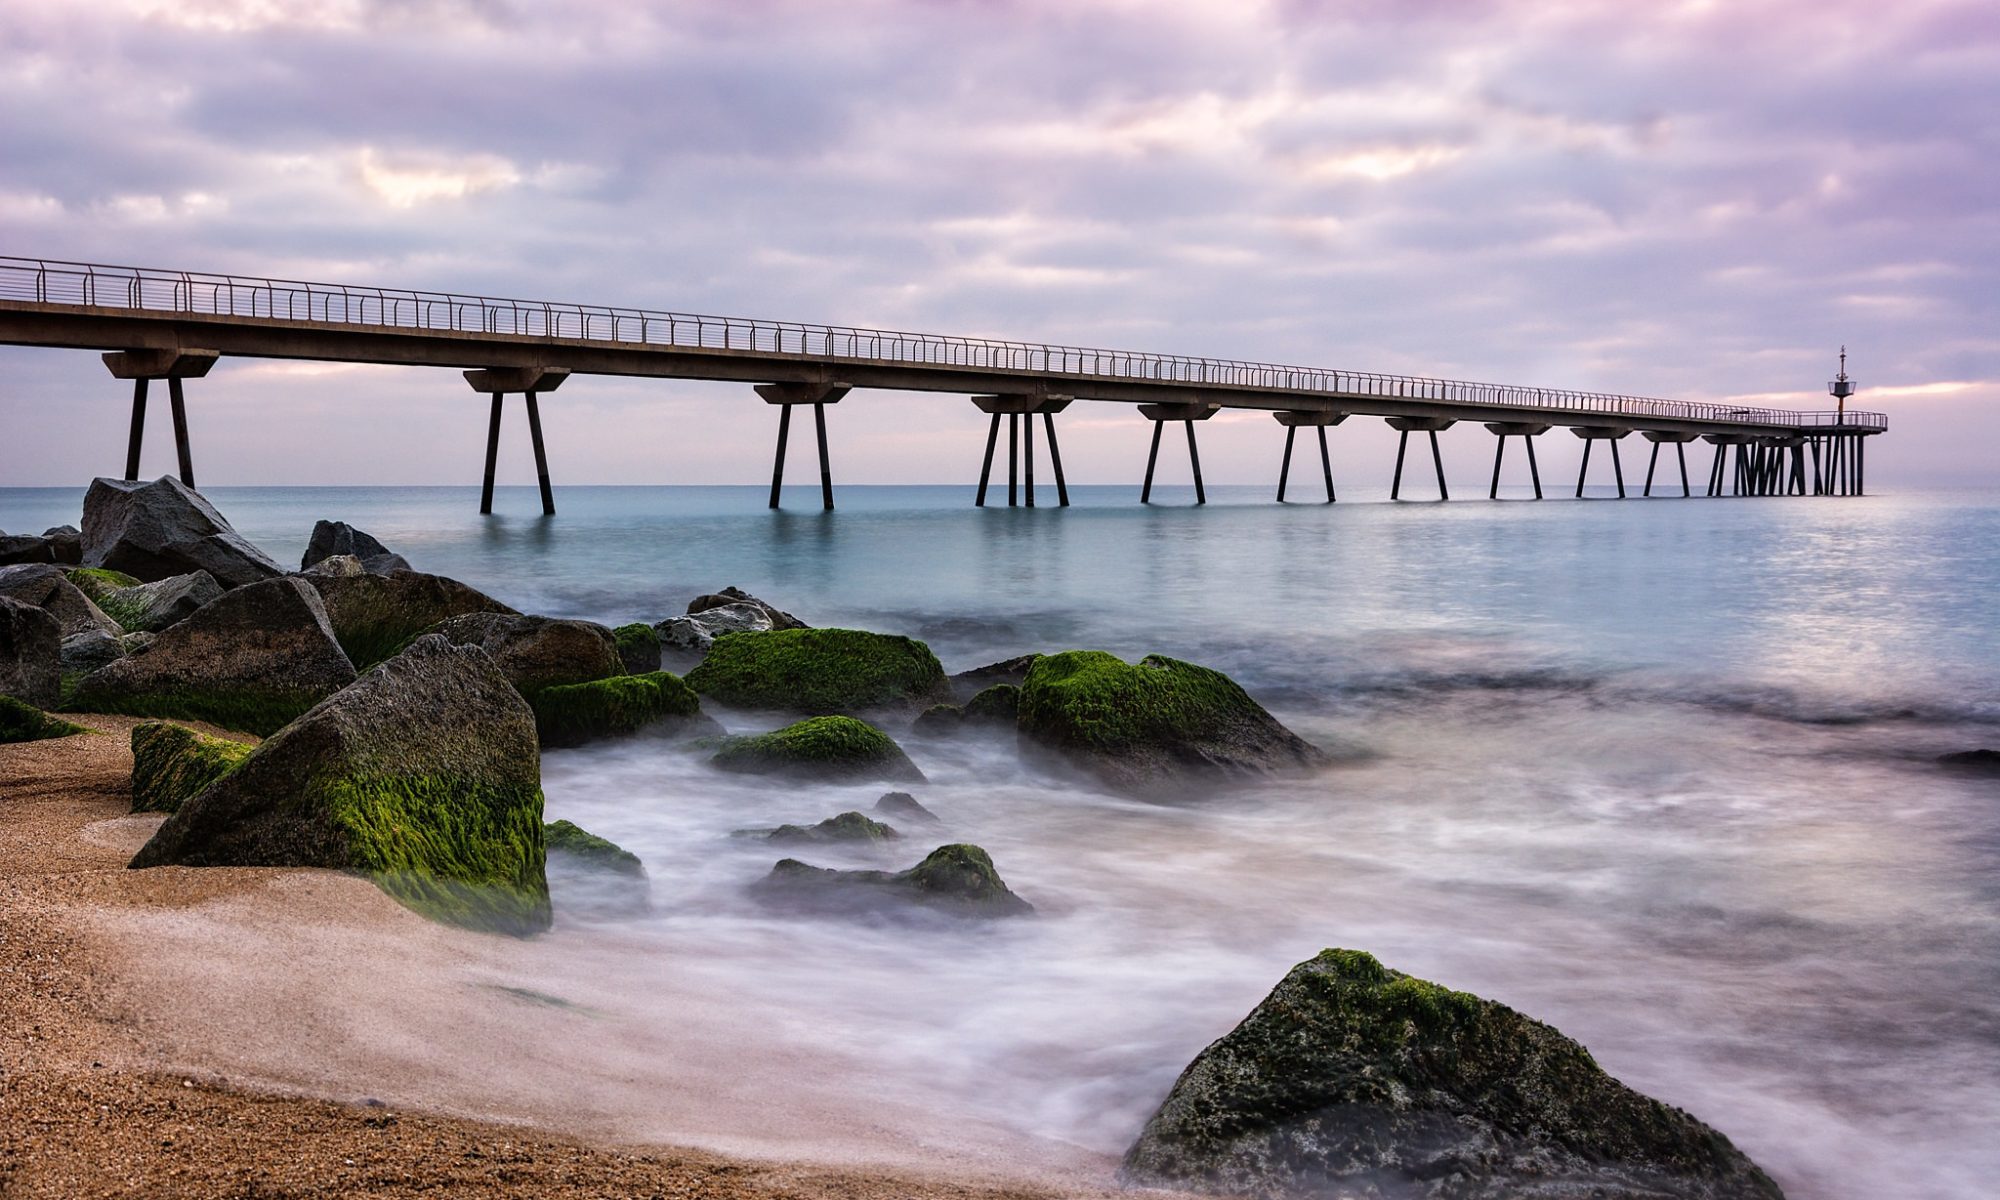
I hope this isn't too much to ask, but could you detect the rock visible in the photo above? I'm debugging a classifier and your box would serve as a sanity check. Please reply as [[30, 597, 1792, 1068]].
[[612, 622, 662, 674], [1018, 651, 1325, 793], [64, 567, 143, 605], [60, 628, 127, 675], [1120, 949, 1783, 1200], [1939, 749, 2000, 774], [300, 520, 413, 574], [430, 613, 624, 696], [0, 534, 55, 566], [545, 819, 646, 876], [42, 526, 83, 565], [710, 716, 925, 782], [965, 683, 1020, 723], [0, 694, 87, 744], [685, 628, 950, 715], [757, 811, 901, 845], [99, 570, 225, 633], [948, 653, 1040, 701], [70, 576, 358, 736], [300, 553, 366, 578], [0, 564, 120, 637], [911, 703, 964, 735], [302, 568, 516, 669], [545, 818, 649, 918], [688, 586, 806, 630], [753, 844, 1032, 919], [654, 601, 774, 655], [130, 722, 254, 813], [0, 595, 62, 708], [874, 791, 941, 825], [529, 671, 704, 748], [130, 634, 552, 935], [81, 476, 283, 588]]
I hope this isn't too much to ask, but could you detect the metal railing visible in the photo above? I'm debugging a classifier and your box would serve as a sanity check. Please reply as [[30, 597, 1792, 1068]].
[[0, 256, 1888, 431]]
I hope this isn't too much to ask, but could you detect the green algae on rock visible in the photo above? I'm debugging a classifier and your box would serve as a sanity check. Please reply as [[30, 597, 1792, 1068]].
[[710, 715, 925, 782], [529, 671, 702, 748], [545, 818, 646, 876], [302, 568, 518, 670], [685, 627, 949, 715], [129, 635, 551, 936], [1120, 948, 1785, 1200], [963, 682, 1021, 723], [611, 622, 663, 675], [430, 612, 625, 695], [0, 694, 88, 744], [754, 843, 1031, 918], [129, 721, 253, 813], [63, 566, 142, 607], [758, 810, 900, 845], [1017, 650, 1324, 792]]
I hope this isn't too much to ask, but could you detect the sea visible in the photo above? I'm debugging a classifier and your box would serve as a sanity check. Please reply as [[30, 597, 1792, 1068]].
[[5, 482, 1997, 1199]]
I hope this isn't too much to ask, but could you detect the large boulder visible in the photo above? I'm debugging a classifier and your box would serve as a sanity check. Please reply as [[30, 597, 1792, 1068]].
[[130, 635, 551, 934], [0, 564, 120, 637], [1017, 651, 1324, 793], [688, 585, 806, 630], [528, 671, 705, 748], [81, 476, 283, 588], [41, 525, 83, 566], [544, 818, 649, 918], [0, 595, 61, 708], [302, 568, 516, 669], [98, 570, 225, 633], [685, 628, 950, 714], [655, 601, 775, 655], [1120, 949, 1783, 1200], [430, 613, 624, 695], [710, 716, 924, 782], [611, 622, 662, 674], [130, 722, 254, 813], [0, 695, 87, 744], [300, 520, 412, 575], [70, 576, 357, 736], [0, 533, 56, 566], [874, 790, 942, 826], [753, 844, 1032, 919]]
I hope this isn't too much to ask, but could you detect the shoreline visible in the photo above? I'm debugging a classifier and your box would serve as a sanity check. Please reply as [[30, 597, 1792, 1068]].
[[0, 713, 1133, 1200]]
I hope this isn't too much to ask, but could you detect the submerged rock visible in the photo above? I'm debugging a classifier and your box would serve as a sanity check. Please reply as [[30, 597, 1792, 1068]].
[[1017, 650, 1324, 793], [757, 811, 901, 845], [544, 818, 649, 918], [0, 595, 62, 708], [1120, 949, 1783, 1200], [529, 671, 704, 748], [753, 843, 1031, 919], [70, 576, 358, 737], [947, 653, 1041, 702], [685, 627, 950, 715], [0, 694, 87, 744], [301, 520, 411, 575], [98, 570, 225, 633], [81, 476, 283, 588], [612, 622, 662, 674], [129, 722, 253, 813], [1939, 749, 2000, 774], [688, 585, 806, 630], [431, 612, 624, 695], [654, 602, 774, 655], [0, 563, 120, 638], [545, 818, 646, 876], [710, 716, 924, 782], [874, 790, 941, 825], [130, 635, 551, 935], [965, 683, 1020, 723], [911, 703, 964, 735], [303, 568, 516, 669]]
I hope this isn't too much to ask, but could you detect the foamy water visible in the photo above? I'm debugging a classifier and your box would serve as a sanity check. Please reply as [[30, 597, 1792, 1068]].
[[9, 483, 1998, 1198]]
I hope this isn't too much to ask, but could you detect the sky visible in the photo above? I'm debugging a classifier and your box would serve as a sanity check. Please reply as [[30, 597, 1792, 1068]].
[[0, 0, 1994, 490]]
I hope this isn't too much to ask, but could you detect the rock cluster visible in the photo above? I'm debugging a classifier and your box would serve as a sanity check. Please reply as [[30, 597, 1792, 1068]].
[[81, 476, 282, 587]]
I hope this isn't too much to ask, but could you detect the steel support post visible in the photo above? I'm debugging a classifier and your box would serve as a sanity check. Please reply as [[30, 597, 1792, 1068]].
[[167, 376, 194, 488], [1677, 442, 1690, 498], [768, 404, 791, 509], [1318, 426, 1335, 501], [813, 402, 833, 511], [1141, 421, 1163, 503], [1490, 435, 1506, 500], [1428, 431, 1448, 500], [1526, 438, 1542, 499], [1186, 421, 1207, 505], [1278, 425, 1296, 502], [1856, 437, 1865, 495], [1644, 442, 1660, 497], [975, 413, 1001, 507], [124, 378, 149, 481], [1008, 414, 1019, 507], [1043, 412, 1070, 507], [1611, 440, 1625, 498], [1576, 440, 1593, 498], [1024, 408, 1036, 507], [1391, 430, 1409, 500], [480, 392, 504, 515], [523, 390, 554, 514]]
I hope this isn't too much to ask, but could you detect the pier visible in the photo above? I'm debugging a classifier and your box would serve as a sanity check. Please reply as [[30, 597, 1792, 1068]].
[[0, 257, 1886, 512]]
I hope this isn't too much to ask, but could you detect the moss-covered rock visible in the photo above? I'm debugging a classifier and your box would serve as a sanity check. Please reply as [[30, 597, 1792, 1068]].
[[64, 566, 142, 604], [759, 811, 901, 845], [1017, 650, 1324, 793], [963, 683, 1020, 723], [430, 612, 624, 695], [1, 594, 62, 709], [947, 653, 1040, 702], [612, 622, 662, 675], [98, 571, 225, 633], [685, 627, 949, 714], [710, 715, 924, 782], [753, 843, 1031, 919], [129, 722, 253, 813], [545, 818, 645, 876], [1120, 949, 1784, 1200], [303, 569, 517, 670], [129, 635, 551, 935], [529, 671, 702, 748], [0, 694, 87, 744], [874, 790, 941, 825], [911, 703, 964, 735], [0, 563, 120, 638], [69, 576, 357, 737]]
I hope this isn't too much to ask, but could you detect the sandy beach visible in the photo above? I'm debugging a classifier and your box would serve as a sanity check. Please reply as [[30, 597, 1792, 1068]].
[[0, 714, 1135, 1200]]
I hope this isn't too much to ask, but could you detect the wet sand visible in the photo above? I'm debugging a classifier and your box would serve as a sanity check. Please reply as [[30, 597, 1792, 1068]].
[[0, 715, 1135, 1200]]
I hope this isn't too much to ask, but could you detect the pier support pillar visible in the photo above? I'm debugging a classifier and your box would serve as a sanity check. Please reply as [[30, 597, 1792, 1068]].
[[1570, 427, 1631, 498], [465, 367, 571, 515], [1385, 417, 1455, 501], [972, 395, 1073, 507], [1138, 402, 1218, 504], [1274, 410, 1345, 502], [1701, 434, 1754, 498], [1640, 431, 1700, 498], [1482, 422, 1550, 500], [756, 382, 851, 511], [103, 349, 219, 488]]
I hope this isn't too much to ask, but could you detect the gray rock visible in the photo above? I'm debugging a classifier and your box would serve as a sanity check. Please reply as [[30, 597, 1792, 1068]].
[[0, 564, 120, 637], [1120, 949, 1783, 1200], [300, 553, 366, 578], [70, 576, 357, 736], [0, 595, 61, 708], [130, 635, 551, 935], [41, 526, 83, 565], [101, 570, 225, 633], [81, 476, 283, 588], [0, 534, 55, 566], [874, 791, 941, 825], [118, 631, 155, 655], [755, 811, 901, 845], [301, 568, 516, 669], [301, 520, 412, 575], [430, 612, 623, 695], [60, 628, 127, 674], [948, 654, 1040, 702], [545, 818, 649, 918], [655, 601, 774, 654], [752, 844, 1032, 919], [688, 586, 806, 630]]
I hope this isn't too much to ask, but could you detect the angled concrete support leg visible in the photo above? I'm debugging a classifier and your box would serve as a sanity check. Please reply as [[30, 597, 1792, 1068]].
[[755, 381, 850, 511], [168, 376, 194, 489], [524, 390, 554, 515], [1138, 402, 1218, 504], [770, 404, 792, 509], [103, 348, 217, 488], [481, 394, 504, 515], [1484, 423, 1547, 501], [1387, 416, 1455, 501], [1571, 427, 1630, 499], [1276, 410, 1343, 504], [125, 378, 149, 481], [975, 413, 1001, 507], [1043, 411, 1070, 506], [1278, 425, 1296, 502], [972, 394, 1072, 508], [1141, 421, 1163, 504], [465, 366, 570, 515]]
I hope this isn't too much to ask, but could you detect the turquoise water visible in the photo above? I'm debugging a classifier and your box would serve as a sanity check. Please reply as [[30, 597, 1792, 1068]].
[[6, 483, 1997, 1197]]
